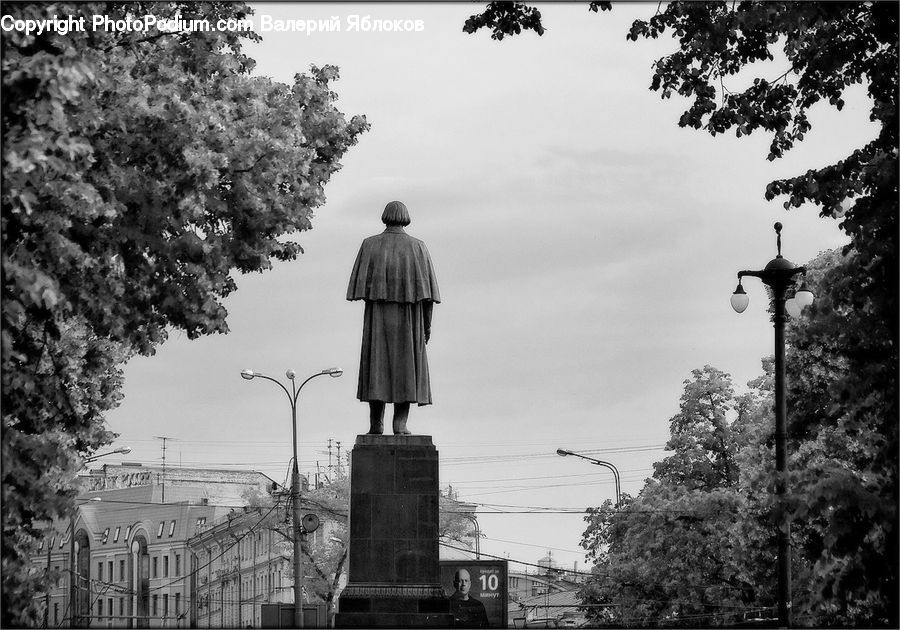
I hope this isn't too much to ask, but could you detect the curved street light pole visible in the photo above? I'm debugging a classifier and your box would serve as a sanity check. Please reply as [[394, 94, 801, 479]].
[[556, 449, 621, 507], [454, 512, 482, 559], [241, 367, 342, 629], [84, 446, 132, 463], [731, 222, 814, 629]]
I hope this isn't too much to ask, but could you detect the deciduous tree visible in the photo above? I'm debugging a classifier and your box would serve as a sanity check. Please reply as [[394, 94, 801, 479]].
[[1, 3, 367, 623], [580, 367, 768, 627]]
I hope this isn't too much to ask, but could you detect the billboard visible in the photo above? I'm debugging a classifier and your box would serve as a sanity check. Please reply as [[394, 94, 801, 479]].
[[440, 560, 508, 628]]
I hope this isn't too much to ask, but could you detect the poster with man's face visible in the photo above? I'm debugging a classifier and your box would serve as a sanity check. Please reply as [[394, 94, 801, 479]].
[[440, 560, 508, 628]]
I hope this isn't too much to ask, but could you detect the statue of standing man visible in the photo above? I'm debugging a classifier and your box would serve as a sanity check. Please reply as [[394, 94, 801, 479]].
[[347, 201, 440, 435]]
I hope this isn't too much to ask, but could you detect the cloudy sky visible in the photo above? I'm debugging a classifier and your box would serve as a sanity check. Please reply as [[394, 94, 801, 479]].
[[104, 3, 876, 571]]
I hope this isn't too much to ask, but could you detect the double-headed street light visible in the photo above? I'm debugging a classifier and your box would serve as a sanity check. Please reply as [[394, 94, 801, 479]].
[[556, 449, 621, 507], [731, 222, 814, 628], [240, 367, 342, 629]]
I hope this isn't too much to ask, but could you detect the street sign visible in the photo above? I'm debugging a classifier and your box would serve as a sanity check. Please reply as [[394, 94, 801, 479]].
[[440, 559, 508, 628]]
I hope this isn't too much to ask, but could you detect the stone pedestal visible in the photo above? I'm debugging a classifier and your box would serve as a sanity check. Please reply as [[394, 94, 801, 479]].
[[336, 435, 451, 627]]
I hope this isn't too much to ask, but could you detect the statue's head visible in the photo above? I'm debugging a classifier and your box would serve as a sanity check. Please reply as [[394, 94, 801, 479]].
[[382, 200, 411, 227]]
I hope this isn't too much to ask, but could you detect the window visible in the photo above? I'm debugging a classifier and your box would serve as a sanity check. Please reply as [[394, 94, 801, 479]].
[[53, 603, 59, 625], [175, 592, 181, 616], [54, 566, 61, 587], [50, 536, 56, 549], [163, 593, 169, 617], [152, 557, 158, 578], [97, 598, 103, 618], [59, 536, 65, 549], [152, 594, 158, 616], [157, 521, 164, 538], [119, 560, 126, 581], [102, 528, 110, 544], [124, 525, 131, 542], [196, 517, 206, 528], [98, 562, 103, 581], [107, 598, 112, 626], [113, 526, 121, 543], [175, 554, 181, 576], [119, 597, 124, 617], [163, 555, 169, 577], [169, 520, 176, 537]]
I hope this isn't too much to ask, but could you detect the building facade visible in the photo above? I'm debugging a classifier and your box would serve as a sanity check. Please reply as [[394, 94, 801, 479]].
[[31, 464, 480, 628], [187, 506, 293, 628], [30, 464, 279, 628], [186, 489, 349, 628]]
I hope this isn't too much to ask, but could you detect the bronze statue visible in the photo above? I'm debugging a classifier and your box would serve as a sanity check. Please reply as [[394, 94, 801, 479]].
[[347, 201, 440, 435]]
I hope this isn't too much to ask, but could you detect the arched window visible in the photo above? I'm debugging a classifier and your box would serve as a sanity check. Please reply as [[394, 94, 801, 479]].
[[72, 529, 91, 626]]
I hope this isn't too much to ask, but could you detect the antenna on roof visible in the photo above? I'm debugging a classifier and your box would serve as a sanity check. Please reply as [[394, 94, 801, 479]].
[[154, 436, 176, 504]]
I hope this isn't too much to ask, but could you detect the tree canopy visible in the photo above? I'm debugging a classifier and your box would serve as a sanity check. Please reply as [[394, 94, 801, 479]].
[[1, 2, 367, 624], [579, 249, 897, 627]]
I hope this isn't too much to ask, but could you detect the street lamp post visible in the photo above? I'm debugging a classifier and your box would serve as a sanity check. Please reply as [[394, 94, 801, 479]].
[[556, 449, 621, 507], [240, 367, 342, 629], [84, 446, 132, 463], [454, 512, 482, 559], [730, 222, 814, 628]]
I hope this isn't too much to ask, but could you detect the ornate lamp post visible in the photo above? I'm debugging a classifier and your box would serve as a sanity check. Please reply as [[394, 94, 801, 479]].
[[240, 367, 342, 629], [556, 449, 621, 507], [730, 222, 814, 628]]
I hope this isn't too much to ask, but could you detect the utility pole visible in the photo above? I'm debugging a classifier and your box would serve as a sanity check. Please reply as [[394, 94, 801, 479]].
[[335, 441, 342, 478], [327, 438, 334, 481], [154, 436, 174, 504]]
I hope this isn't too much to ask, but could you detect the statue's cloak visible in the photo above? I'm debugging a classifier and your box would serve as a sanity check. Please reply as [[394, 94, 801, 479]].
[[347, 226, 440, 405], [346, 227, 441, 304]]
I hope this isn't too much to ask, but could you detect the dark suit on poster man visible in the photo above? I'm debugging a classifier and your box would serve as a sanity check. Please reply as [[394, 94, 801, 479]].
[[449, 569, 490, 628]]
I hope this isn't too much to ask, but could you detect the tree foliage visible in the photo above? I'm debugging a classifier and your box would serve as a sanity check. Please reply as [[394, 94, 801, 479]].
[[579, 250, 897, 627], [1, 2, 367, 624], [652, 366, 751, 491], [782, 248, 898, 625], [580, 367, 772, 627]]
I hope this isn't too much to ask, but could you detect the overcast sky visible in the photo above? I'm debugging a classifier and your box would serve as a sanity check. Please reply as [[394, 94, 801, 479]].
[[104, 3, 876, 571]]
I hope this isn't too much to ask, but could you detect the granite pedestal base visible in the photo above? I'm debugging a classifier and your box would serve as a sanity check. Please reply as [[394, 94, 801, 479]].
[[335, 435, 451, 628]]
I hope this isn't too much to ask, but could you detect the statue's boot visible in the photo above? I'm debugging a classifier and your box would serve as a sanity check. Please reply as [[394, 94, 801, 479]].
[[392, 417, 411, 435], [368, 401, 385, 435], [392, 403, 412, 435]]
